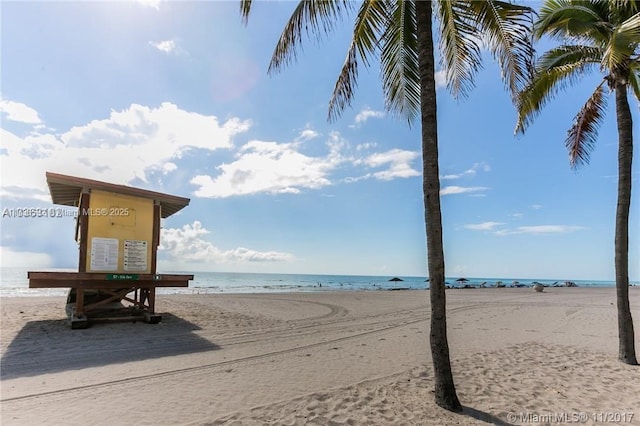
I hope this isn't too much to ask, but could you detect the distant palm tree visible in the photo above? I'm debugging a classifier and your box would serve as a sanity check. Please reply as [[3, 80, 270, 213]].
[[242, 0, 534, 410], [517, 0, 639, 365]]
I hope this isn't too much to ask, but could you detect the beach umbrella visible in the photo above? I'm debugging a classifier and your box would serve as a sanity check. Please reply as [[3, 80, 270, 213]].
[[455, 278, 469, 283], [388, 277, 404, 282]]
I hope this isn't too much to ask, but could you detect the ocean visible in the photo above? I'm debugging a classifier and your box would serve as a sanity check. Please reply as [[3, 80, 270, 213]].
[[0, 267, 619, 297]]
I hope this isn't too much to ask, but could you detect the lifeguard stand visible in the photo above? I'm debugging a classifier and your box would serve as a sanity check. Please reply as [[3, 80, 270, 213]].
[[28, 172, 194, 328]]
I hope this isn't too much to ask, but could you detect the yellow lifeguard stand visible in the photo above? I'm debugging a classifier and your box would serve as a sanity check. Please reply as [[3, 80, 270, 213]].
[[28, 172, 194, 328]]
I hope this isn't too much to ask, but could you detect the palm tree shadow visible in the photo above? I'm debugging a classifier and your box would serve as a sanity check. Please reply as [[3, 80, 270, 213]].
[[1, 313, 220, 380], [460, 406, 514, 425]]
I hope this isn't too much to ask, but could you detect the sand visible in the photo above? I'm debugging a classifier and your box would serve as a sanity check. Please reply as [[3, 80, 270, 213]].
[[1, 288, 639, 425]]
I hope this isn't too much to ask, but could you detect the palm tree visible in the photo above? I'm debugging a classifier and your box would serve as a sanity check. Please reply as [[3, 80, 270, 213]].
[[516, 0, 639, 365], [241, 0, 534, 410]]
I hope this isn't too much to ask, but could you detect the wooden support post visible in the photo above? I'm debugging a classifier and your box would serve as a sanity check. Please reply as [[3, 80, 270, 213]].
[[144, 287, 160, 323], [71, 288, 89, 329], [77, 191, 90, 273], [151, 201, 161, 273], [75, 288, 85, 317], [149, 287, 156, 313]]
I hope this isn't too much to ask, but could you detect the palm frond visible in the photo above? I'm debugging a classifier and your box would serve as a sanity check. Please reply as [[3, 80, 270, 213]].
[[240, 0, 252, 24], [268, 0, 352, 74], [538, 44, 602, 69], [328, 0, 390, 122], [435, 0, 483, 99], [379, 0, 420, 123], [566, 83, 608, 169], [535, 0, 610, 43], [618, 11, 640, 38], [603, 12, 640, 71], [516, 45, 598, 133], [609, 0, 640, 23], [466, 0, 536, 100]]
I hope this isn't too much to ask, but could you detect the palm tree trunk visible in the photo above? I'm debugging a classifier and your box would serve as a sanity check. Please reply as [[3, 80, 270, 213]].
[[614, 82, 638, 365], [415, 0, 462, 411]]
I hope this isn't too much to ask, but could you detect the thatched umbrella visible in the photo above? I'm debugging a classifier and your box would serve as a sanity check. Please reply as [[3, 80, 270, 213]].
[[388, 277, 404, 282], [455, 277, 472, 289]]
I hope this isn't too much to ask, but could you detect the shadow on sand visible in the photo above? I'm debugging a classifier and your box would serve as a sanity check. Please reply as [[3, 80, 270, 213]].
[[1, 313, 219, 380], [460, 406, 515, 425]]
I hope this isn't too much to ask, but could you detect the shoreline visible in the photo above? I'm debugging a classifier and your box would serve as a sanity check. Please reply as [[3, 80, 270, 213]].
[[2, 267, 635, 299], [1, 288, 639, 425], [1, 282, 636, 299]]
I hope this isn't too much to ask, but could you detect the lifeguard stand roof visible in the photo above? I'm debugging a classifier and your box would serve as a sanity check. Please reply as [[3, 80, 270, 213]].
[[46, 172, 190, 218]]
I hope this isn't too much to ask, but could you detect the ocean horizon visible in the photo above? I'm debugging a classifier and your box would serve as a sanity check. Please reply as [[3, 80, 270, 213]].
[[0, 266, 627, 298]]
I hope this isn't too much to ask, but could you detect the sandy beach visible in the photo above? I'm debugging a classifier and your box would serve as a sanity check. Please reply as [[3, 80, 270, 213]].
[[1, 287, 639, 425]]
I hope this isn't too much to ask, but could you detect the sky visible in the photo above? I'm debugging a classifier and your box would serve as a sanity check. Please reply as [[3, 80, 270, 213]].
[[0, 1, 638, 281]]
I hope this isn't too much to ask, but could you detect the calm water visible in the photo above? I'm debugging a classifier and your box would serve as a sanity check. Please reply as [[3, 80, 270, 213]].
[[0, 267, 619, 297]]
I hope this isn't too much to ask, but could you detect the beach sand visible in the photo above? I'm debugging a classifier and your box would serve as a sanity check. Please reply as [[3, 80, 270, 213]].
[[1, 288, 639, 425]]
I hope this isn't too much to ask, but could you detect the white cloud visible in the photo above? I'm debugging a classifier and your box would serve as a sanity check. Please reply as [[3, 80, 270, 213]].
[[464, 221, 587, 236], [356, 142, 377, 151], [149, 40, 176, 53], [192, 130, 422, 197], [346, 150, 420, 183], [531, 204, 544, 210], [159, 221, 294, 263], [435, 70, 447, 89], [136, 0, 162, 10], [0, 247, 52, 268], [464, 222, 505, 231], [511, 225, 587, 235], [440, 186, 489, 196], [1, 102, 250, 200], [0, 100, 42, 124], [161, 162, 177, 174], [1, 102, 421, 203], [353, 107, 384, 126], [359, 149, 421, 181], [191, 137, 341, 198], [441, 162, 491, 180], [295, 128, 319, 142]]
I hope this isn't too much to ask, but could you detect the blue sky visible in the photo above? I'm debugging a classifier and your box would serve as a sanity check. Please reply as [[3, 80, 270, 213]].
[[1, 1, 638, 281]]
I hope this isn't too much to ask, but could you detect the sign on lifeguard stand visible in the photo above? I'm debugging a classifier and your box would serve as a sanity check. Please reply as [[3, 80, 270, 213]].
[[28, 172, 194, 328]]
